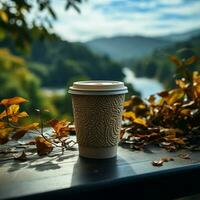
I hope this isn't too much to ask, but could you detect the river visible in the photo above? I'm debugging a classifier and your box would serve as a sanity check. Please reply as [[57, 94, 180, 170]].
[[42, 67, 164, 98], [123, 67, 163, 98]]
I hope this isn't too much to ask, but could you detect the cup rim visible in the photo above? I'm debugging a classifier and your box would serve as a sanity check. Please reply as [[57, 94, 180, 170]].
[[68, 80, 128, 92]]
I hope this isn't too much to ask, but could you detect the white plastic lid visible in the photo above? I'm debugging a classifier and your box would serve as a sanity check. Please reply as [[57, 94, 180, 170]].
[[68, 80, 128, 95]]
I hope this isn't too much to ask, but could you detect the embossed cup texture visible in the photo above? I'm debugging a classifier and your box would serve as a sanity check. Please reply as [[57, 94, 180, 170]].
[[72, 94, 125, 149]]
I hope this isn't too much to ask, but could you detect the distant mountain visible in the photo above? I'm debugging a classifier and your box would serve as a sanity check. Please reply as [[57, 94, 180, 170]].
[[85, 29, 200, 62], [85, 36, 170, 62], [159, 28, 200, 42]]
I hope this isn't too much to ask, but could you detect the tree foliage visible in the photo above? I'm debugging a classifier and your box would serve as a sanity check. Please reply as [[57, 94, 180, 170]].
[[0, 0, 84, 51]]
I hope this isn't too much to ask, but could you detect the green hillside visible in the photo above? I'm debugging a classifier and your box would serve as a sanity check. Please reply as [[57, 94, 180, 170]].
[[0, 37, 125, 88]]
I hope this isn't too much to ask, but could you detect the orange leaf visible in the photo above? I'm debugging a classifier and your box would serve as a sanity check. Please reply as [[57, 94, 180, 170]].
[[169, 55, 182, 67], [185, 55, 199, 65], [0, 97, 28, 106], [35, 136, 53, 156], [0, 128, 13, 144], [0, 122, 6, 128], [12, 123, 39, 140], [0, 110, 7, 119], [48, 120, 70, 138], [157, 91, 169, 98]]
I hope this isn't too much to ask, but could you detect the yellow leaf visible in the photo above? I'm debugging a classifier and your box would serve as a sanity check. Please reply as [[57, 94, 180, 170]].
[[176, 79, 189, 90], [35, 136, 53, 156], [123, 100, 132, 107], [166, 89, 185, 105], [123, 111, 136, 121], [0, 128, 13, 144], [0, 10, 8, 23], [8, 104, 19, 115], [134, 117, 147, 126], [0, 97, 28, 106], [17, 111, 29, 118]]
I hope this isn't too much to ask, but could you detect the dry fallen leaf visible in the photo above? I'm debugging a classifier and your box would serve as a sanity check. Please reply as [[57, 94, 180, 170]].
[[14, 151, 27, 161], [35, 136, 53, 156], [162, 157, 174, 162], [178, 153, 190, 159], [152, 160, 164, 167]]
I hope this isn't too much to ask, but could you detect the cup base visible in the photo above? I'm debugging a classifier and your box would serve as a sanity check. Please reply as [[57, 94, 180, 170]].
[[79, 146, 117, 159]]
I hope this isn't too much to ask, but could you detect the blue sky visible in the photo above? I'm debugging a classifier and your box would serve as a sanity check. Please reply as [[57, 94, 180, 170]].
[[51, 0, 200, 41]]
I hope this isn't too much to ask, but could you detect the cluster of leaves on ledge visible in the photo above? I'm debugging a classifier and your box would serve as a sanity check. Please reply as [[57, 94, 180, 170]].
[[121, 54, 200, 152], [0, 97, 75, 159]]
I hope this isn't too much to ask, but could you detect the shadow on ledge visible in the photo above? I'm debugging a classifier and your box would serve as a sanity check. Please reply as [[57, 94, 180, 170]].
[[71, 155, 135, 186]]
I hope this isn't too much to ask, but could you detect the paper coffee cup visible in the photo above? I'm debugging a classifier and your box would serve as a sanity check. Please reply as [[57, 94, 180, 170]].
[[68, 81, 128, 159]]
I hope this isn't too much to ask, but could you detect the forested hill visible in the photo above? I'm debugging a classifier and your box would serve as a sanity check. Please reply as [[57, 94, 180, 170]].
[[130, 34, 200, 88], [0, 37, 124, 88]]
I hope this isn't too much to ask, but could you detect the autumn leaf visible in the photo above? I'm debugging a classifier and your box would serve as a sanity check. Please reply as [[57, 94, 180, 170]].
[[0, 128, 13, 144], [123, 99, 132, 107], [12, 123, 39, 140], [14, 151, 27, 161], [0, 10, 8, 23], [134, 117, 147, 127], [169, 55, 182, 67], [35, 136, 53, 156], [48, 119, 71, 138], [6, 104, 29, 122], [176, 79, 189, 90], [185, 55, 199, 65], [152, 160, 164, 167], [123, 111, 136, 121], [0, 97, 28, 106], [148, 95, 156, 105], [166, 89, 185, 105], [0, 121, 6, 128], [162, 157, 174, 162], [0, 110, 7, 120], [178, 153, 190, 159]]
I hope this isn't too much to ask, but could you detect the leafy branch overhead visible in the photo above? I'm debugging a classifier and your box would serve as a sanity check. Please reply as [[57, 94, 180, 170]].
[[0, 0, 84, 51], [121, 53, 200, 152], [0, 97, 75, 157]]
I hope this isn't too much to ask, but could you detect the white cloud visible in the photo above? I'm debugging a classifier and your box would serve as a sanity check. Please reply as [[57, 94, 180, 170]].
[[52, 0, 200, 42]]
